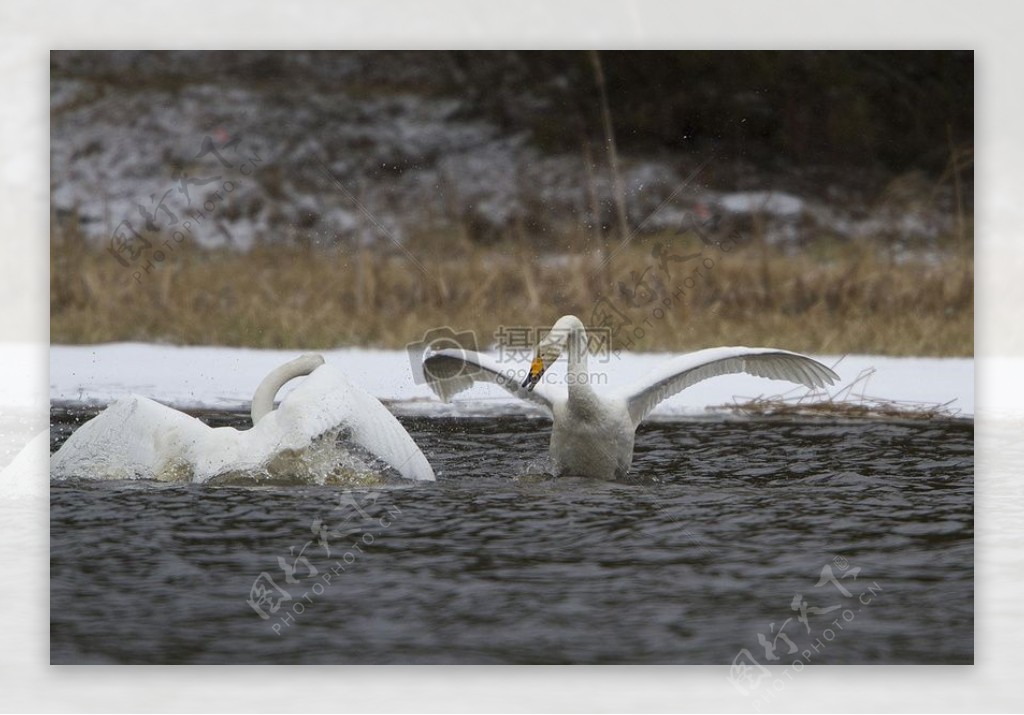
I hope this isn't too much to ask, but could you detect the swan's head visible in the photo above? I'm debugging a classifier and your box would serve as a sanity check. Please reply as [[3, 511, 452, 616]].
[[521, 315, 585, 391]]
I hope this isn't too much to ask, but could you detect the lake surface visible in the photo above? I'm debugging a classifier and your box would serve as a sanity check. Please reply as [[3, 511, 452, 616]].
[[50, 407, 973, 665]]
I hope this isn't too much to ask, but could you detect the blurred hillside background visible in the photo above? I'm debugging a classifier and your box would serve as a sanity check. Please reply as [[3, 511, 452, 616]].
[[50, 50, 973, 355]]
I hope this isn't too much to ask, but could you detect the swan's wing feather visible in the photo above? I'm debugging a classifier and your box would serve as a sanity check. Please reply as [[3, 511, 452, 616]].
[[619, 347, 839, 426], [50, 395, 207, 479], [422, 349, 555, 410], [338, 387, 437, 483], [276, 365, 436, 481]]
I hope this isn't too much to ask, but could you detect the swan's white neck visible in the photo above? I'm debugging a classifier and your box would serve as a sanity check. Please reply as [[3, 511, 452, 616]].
[[564, 322, 595, 405], [250, 354, 325, 424]]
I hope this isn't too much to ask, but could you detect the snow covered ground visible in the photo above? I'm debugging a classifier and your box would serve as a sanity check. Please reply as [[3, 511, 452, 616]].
[[48, 342, 975, 418]]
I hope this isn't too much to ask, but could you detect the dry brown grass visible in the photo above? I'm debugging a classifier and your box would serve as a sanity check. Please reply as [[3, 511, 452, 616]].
[[50, 228, 973, 356]]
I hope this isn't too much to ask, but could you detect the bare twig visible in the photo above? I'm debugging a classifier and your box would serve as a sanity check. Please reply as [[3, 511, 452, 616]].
[[588, 50, 629, 275], [713, 367, 963, 420]]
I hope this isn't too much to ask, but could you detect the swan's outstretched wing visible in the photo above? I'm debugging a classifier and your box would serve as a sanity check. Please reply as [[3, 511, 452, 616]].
[[618, 347, 839, 426], [422, 349, 556, 410], [50, 395, 209, 480], [261, 364, 436, 482]]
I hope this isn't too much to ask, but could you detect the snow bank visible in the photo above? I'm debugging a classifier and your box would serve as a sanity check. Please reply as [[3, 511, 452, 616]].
[[50, 343, 974, 418]]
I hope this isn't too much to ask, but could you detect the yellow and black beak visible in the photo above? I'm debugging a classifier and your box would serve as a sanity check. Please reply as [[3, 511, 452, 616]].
[[521, 354, 547, 391]]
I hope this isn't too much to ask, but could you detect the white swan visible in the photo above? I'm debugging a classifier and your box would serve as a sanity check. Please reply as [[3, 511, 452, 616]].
[[423, 315, 839, 480], [51, 354, 435, 483]]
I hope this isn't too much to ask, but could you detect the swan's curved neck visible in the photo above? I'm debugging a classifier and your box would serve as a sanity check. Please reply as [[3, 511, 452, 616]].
[[565, 324, 593, 403], [250, 354, 325, 424]]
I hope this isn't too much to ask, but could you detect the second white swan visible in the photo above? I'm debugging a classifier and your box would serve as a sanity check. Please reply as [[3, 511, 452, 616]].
[[423, 315, 838, 480], [51, 354, 436, 483]]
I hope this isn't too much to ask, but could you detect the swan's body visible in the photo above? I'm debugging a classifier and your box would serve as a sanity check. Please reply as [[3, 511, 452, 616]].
[[549, 387, 635, 480], [423, 315, 838, 480], [51, 354, 435, 482]]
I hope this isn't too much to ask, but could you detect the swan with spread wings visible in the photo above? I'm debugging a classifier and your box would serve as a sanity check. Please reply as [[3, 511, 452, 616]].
[[51, 354, 435, 483], [422, 315, 838, 480]]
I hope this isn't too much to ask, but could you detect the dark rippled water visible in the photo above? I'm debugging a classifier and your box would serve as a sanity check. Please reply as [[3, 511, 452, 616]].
[[50, 408, 973, 664]]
